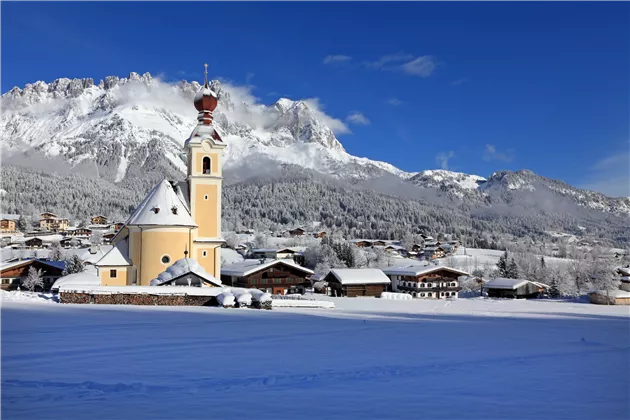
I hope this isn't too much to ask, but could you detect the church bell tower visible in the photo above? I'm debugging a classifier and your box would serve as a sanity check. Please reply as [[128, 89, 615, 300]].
[[185, 64, 226, 278]]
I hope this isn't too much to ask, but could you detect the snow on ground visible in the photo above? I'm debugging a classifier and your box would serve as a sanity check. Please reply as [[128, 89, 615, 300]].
[[1, 296, 628, 419]]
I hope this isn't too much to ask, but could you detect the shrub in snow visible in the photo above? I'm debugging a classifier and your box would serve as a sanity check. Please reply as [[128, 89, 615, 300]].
[[62, 255, 85, 276], [236, 292, 252, 307], [380, 292, 412, 300], [217, 292, 235, 308]]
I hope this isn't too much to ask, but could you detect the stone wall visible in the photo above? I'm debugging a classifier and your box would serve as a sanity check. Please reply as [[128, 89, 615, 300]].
[[60, 292, 218, 306]]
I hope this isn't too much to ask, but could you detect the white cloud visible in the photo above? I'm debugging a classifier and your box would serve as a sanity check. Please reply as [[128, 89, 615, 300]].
[[450, 78, 468, 86], [346, 111, 370, 126], [483, 144, 515, 162], [365, 53, 414, 69], [436, 151, 455, 170], [302, 98, 351, 135], [579, 150, 630, 197], [386, 98, 403, 106], [401, 56, 437, 77], [364, 53, 438, 77], [323, 55, 352, 65]]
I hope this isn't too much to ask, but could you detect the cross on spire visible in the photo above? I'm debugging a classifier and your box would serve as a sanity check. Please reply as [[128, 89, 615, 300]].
[[204, 63, 209, 86]]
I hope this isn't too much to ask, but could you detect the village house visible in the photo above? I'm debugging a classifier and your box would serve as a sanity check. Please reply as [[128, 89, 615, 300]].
[[1, 219, 17, 233], [0, 259, 66, 291], [384, 244, 407, 256], [251, 248, 298, 260], [112, 222, 125, 231], [94, 69, 226, 286], [91, 215, 108, 225], [312, 230, 327, 239], [39, 213, 69, 232], [323, 268, 391, 297], [423, 246, 446, 259], [220, 259, 314, 295], [382, 265, 468, 299], [483, 278, 549, 299], [288, 227, 306, 237], [65, 227, 93, 237]]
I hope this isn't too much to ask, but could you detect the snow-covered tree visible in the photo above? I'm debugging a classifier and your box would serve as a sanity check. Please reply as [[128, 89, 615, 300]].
[[22, 267, 44, 292], [90, 230, 103, 246], [224, 232, 239, 249], [49, 242, 63, 261], [62, 255, 85, 276], [497, 251, 508, 277], [507, 258, 519, 279], [17, 214, 28, 231], [252, 233, 269, 249]]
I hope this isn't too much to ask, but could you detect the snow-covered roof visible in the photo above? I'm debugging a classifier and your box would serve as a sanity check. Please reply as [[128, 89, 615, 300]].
[[0, 214, 20, 221], [150, 258, 221, 286], [484, 278, 530, 290], [172, 181, 191, 214], [95, 238, 131, 267], [616, 266, 630, 276], [589, 289, 630, 298], [52, 268, 100, 291], [124, 180, 197, 227], [185, 124, 224, 146], [0, 259, 65, 273], [327, 269, 391, 285], [252, 248, 297, 254], [221, 258, 314, 277], [79, 245, 114, 265], [194, 86, 217, 101], [382, 265, 469, 277]]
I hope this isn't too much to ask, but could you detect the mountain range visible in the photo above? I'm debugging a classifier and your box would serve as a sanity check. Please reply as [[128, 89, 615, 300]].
[[1, 72, 628, 246]]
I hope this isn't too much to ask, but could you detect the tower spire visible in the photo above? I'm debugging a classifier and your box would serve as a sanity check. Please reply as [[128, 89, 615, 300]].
[[204, 63, 209, 87]]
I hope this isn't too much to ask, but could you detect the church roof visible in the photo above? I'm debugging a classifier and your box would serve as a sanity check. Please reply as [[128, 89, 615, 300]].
[[185, 124, 224, 146], [95, 238, 131, 267], [125, 180, 197, 227]]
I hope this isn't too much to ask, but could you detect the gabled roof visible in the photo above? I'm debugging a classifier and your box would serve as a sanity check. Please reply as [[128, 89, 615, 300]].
[[124, 180, 197, 227], [221, 258, 314, 277], [150, 258, 221, 286], [327, 269, 391, 285], [252, 247, 297, 254], [382, 265, 470, 277], [0, 259, 65, 273], [95, 238, 131, 267], [0, 214, 20, 221], [484, 278, 530, 290]]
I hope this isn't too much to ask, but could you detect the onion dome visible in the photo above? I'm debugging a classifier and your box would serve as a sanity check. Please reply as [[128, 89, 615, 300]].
[[194, 64, 218, 124]]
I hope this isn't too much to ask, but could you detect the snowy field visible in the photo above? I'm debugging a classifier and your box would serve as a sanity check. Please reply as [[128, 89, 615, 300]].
[[2, 294, 629, 419]]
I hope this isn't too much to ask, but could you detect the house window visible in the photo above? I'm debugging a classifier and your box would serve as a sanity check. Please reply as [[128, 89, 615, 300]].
[[204, 195, 209, 201], [426, 283, 432, 287], [161, 255, 171, 264], [203, 157, 211, 174], [250, 279, 257, 285], [420, 293, 425, 297], [202, 250, 207, 257], [2, 278, 11, 284], [110, 270, 117, 278], [274, 279, 281, 284], [427, 293, 432, 297]]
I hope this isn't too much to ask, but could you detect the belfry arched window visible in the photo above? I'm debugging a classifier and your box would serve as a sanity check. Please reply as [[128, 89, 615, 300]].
[[203, 157, 211, 174]]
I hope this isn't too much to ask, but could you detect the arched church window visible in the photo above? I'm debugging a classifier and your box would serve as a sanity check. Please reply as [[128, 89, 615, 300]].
[[203, 157, 211, 174]]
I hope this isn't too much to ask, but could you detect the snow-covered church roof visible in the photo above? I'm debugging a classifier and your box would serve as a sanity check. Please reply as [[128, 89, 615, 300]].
[[95, 238, 131, 266], [124, 180, 196, 227], [185, 124, 224, 146], [150, 258, 222, 286]]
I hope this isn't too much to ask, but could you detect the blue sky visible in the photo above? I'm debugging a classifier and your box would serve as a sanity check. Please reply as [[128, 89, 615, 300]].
[[2, 2, 628, 196]]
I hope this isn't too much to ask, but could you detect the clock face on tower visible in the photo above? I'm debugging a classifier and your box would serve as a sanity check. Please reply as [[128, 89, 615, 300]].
[[202, 141, 212, 152]]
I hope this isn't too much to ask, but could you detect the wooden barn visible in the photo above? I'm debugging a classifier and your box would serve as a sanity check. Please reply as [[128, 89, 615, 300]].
[[323, 268, 391, 297], [288, 227, 306, 237], [221, 259, 314, 295], [0, 259, 66, 291], [483, 278, 548, 299]]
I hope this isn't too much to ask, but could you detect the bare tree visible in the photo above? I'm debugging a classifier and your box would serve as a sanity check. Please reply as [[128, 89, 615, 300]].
[[23, 267, 44, 292]]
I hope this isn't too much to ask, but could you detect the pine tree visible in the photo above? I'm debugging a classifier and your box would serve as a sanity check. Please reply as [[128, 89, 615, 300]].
[[507, 258, 519, 279], [17, 214, 28, 232], [540, 256, 546, 269], [62, 255, 85, 276], [497, 251, 508, 277]]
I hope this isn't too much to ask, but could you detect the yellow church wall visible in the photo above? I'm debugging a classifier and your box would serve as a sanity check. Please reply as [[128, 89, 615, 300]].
[[194, 244, 218, 279], [130, 229, 142, 269], [100, 266, 129, 286], [138, 228, 193, 286], [195, 152, 220, 176], [194, 184, 219, 238]]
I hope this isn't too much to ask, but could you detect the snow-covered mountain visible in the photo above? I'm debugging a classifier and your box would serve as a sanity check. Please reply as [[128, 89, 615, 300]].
[[1, 72, 411, 182], [1, 72, 629, 221]]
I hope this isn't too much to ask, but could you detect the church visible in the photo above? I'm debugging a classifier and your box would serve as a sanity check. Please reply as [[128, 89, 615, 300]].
[[95, 67, 225, 286]]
